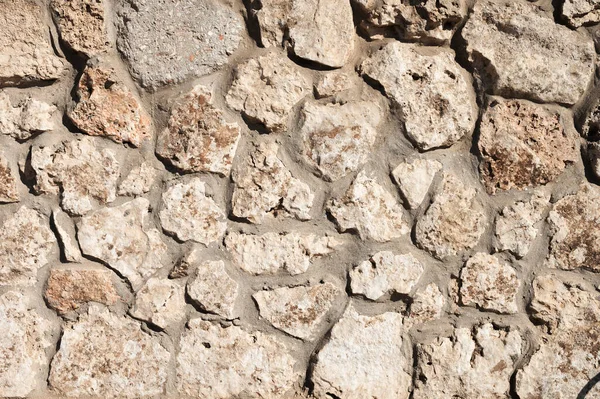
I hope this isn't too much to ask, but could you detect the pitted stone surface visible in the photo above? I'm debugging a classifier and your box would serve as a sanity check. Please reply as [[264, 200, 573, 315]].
[[130, 277, 186, 329], [563, 0, 600, 27], [0, 155, 19, 203], [51, 0, 109, 56], [118, 162, 157, 197], [0, 91, 56, 141], [392, 159, 442, 209], [186, 257, 239, 319]]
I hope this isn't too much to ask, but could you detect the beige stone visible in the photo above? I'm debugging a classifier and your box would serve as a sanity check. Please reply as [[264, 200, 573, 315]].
[[130, 277, 186, 329], [314, 70, 355, 98], [563, 0, 600, 27], [0, 91, 56, 140], [392, 159, 442, 209], [52, 208, 82, 262], [0, 154, 19, 203], [186, 258, 239, 319], [51, 0, 109, 56], [118, 162, 157, 197], [405, 283, 445, 329]]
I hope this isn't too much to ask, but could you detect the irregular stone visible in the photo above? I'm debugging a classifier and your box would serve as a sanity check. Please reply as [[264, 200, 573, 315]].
[[0, 207, 55, 286], [314, 70, 355, 98], [563, 0, 600, 27], [546, 184, 600, 272], [45, 266, 120, 314], [116, 0, 243, 89], [226, 52, 311, 131], [405, 283, 445, 329], [478, 99, 578, 194], [52, 208, 82, 262], [31, 137, 120, 216], [587, 142, 600, 180], [231, 142, 314, 223], [253, 283, 340, 340], [159, 178, 227, 244], [0, 155, 19, 203], [225, 231, 341, 275], [118, 162, 157, 197], [300, 100, 382, 181], [0, 0, 67, 86], [311, 305, 411, 399], [130, 277, 186, 329], [392, 159, 442, 209], [494, 190, 549, 257], [156, 85, 241, 175], [177, 319, 299, 397], [413, 324, 523, 399], [0, 91, 56, 140], [0, 291, 54, 397], [350, 251, 424, 300], [186, 257, 239, 319], [51, 0, 109, 56], [49, 305, 169, 398], [462, 0, 595, 105], [68, 63, 151, 147], [415, 173, 487, 259], [361, 42, 476, 150], [77, 198, 167, 290], [459, 253, 520, 314]]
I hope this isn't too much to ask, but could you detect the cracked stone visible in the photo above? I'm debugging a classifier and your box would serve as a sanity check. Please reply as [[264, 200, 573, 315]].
[[177, 319, 299, 397], [314, 70, 355, 98], [0, 155, 19, 203], [0, 91, 56, 141], [405, 283, 445, 329], [350, 251, 424, 300], [361, 42, 477, 150], [130, 277, 186, 329], [327, 171, 410, 242], [563, 0, 600, 27], [51, 0, 109, 56], [462, 0, 595, 105], [392, 159, 442, 209], [52, 208, 82, 262], [118, 162, 158, 197], [253, 282, 340, 340], [159, 178, 227, 244]]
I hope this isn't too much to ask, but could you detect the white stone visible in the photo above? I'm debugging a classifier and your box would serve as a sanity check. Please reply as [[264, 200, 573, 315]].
[[130, 277, 186, 329], [118, 162, 158, 197], [186, 257, 239, 319], [52, 208, 82, 262], [0, 91, 56, 140], [563, 0, 600, 27], [405, 283, 445, 329], [392, 159, 442, 209]]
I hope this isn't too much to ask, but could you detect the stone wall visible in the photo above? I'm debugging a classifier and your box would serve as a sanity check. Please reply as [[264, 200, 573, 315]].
[[1, 0, 600, 397]]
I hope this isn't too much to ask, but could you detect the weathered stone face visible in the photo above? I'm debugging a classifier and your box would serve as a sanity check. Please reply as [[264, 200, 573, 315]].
[[118, 162, 157, 197], [51, 0, 109, 57], [405, 283, 445, 329], [130, 277, 186, 329], [562, 0, 600, 27], [392, 159, 442, 209], [0, 91, 56, 141], [186, 257, 239, 319]]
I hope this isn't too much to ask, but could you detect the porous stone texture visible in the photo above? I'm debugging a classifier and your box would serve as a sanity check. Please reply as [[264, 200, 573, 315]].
[[130, 277, 186, 329], [563, 0, 600, 27], [0, 91, 56, 140], [117, 162, 157, 197], [186, 257, 239, 319], [0, 155, 19, 203], [50, 0, 109, 56], [392, 159, 442, 209]]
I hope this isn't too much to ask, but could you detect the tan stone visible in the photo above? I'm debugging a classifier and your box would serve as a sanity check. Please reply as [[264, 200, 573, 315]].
[[52, 208, 82, 262], [0, 154, 19, 203], [51, 0, 109, 56], [0, 91, 56, 140], [118, 162, 157, 197], [563, 0, 600, 27], [130, 277, 186, 329], [392, 159, 442, 209], [405, 283, 445, 329], [314, 70, 355, 98], [186, 257, 239, 319]]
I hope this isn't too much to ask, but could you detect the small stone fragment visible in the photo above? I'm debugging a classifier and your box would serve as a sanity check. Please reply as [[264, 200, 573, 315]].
[[405, 283, 445, 328], [300, 100, 382, 181], [415, 173, 487, 259], [226, 52, 311, 131], [0, 91, 56, 140], [311, 305, 411, 399], [314, 70, 355, 98], [563, 0, 600, 27], [68, 63, 151, 147], [177, 319, 299, 397], [52, 208, 82, 262], [225, 231, 341, 275], [51, 0, 109, 56], [0, 155, 19, 203], [350, 251, 424, 300], [459, 253, 520, 314], [328, 171, 409, 242], [118, 162, 157, 197], [462, 0, 595, 105], [232, 142, 314, 223], [186, 257, 239, 319], [130, 277, 186, 329], [31, 137, 120, 215], [159, 178, 227, 244], [392, 159, 442, 209], [45, 266, 120, 314], [361, 42, 476, 150], [49, 305, 169, 398], [0, 207, 55, 286], [253, 283, 340, 340]]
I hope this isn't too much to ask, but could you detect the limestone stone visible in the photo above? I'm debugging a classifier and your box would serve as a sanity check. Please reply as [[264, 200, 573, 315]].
[[327, 171, 409, 242], [225, 232, 341, 275], [405, 283, 445, 328], [0, 291, 54, 397], [159, 178, 227, 244], [118, 162, 157, 197], [52, 208, 82, 262], [45, 266, 120, 314], [51, 0, 109, 56], [49, 305, 169, 398], [157, 85, 241, 175], [311, 305, 411, 399], [68, 63, 152, 147], [0, 91, 56, 140], [350, 251, 424, 300], [361, 42, 476, 150], [563, 0, 600, 27], [231, 142, 314, 223], [462, 0, 595, 105], [31, 137, 120, 215], [116, 0, 243, 89], [459, 253, 520, 314], [494, 190, 549, 258], [0, 155, 19, 203], [0, 207, 55, 286], [314, 71, 355, 98], [415, 173, 487, 259], [392, 159, 442, 209], [77, 198, 167, 290], [300, 100, 382, 181], [253, 283, 340, 340], [186, 257, 239, 319], [130, 277, 186, 329], [226, 52, 311, 131], [413, 324, 523, 398], [177, 319, 299, 397], [0, 0, 67, 86]]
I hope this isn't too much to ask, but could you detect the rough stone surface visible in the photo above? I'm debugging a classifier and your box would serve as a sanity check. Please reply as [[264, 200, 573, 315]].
[[563, 0, 600, 27], [311, 305, 411, 399], [0, 91, 56, 140], [350, 251, 424, 300], [405, 283, 445, 328], [51, 0, 109, 56], [52, 208, 82, 262], [392, 159, 442, 209], [186, 257, 239, 319], [0, 154, 19, 203], [116, 0, 243, 89], [49, 305, 170, 398], [462, 0, 595, 105], [327, 171, 410, 242], [314, 70, 355, 98], [118, 162, 157, 197], [253, 282, 340, 340], [177, 319, 299, 398], [156, 85, 241, 175], [361, 42, 477, 150], [225, 231, 341, 275], [130, 277, 186, 329]]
